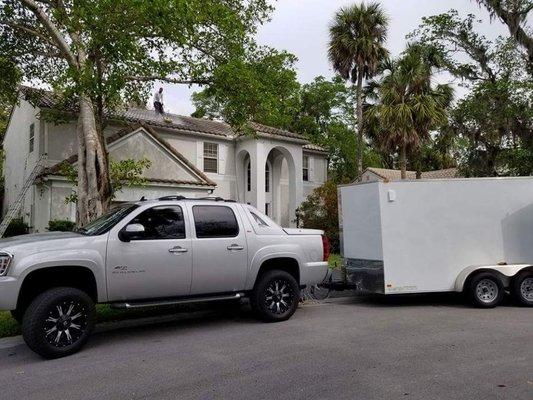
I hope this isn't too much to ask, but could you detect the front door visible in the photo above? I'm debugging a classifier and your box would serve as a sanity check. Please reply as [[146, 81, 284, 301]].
[[106, 205, 192, 301], [188, 204, 248, 295]]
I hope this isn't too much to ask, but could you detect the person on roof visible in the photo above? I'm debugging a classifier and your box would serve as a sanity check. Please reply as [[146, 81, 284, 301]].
[[154, 87, 164, 114]]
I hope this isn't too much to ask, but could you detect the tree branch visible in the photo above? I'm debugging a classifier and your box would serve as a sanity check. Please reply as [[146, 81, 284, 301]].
[[19, 0, 78, 67], [125, 76, 212, 85], [11, 49, 63, 59], [441, 29, 496, 81], [5, 21, 59, 50], [481, 0, 533, 66]]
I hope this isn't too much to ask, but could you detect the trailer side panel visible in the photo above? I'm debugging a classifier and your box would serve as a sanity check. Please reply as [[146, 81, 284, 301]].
[[340, 183, 385, 293], [378, 178, 533, 293]]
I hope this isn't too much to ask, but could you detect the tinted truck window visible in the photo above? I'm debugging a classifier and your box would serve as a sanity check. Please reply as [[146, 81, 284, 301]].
[[131, 206, 185, 240], [193, 205, 239, 238]]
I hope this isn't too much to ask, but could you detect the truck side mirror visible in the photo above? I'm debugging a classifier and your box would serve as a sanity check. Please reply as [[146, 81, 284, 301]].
[[119, 223, 145, 242]]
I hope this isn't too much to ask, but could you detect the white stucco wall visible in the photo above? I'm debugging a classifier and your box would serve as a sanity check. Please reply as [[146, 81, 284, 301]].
[[110, 131, 199, 181], [26, 181, 77, 233], [45, 121, 77, 162], [112, 184, 210, 203], [46, 122, 123, 163], [196, 137, 235, 201], [2, 99, 42, 226], [158, 131, 198, 165]]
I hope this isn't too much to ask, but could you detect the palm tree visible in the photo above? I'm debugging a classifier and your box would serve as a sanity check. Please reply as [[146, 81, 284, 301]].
[[366, 44, 453, 179], [328, 2, 389, 179]]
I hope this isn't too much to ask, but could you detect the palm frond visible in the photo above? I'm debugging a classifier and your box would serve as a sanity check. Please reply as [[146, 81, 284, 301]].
[[328, 2, 389, 81]]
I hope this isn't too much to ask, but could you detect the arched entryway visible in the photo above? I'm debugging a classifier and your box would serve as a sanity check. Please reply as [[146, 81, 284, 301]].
[[236, 149, 251, 205], [236, 142, 300, 226], [266, 146, 297, 226]]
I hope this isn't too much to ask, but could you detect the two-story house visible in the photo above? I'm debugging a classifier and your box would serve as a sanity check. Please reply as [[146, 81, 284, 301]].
[[2, 87, 328, 231]]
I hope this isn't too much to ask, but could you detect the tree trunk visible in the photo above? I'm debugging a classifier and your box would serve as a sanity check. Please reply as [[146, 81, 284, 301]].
[[94, 55, 113, 211], [400, 142, 407, 180], [355, 71, 364, 181], [76, 113, 88, 224], [76, 94, 112, 226], [412, 147, 422, 179]]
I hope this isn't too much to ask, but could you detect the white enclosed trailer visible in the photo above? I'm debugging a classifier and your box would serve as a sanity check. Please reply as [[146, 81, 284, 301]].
[[338, 177, 533, 307]]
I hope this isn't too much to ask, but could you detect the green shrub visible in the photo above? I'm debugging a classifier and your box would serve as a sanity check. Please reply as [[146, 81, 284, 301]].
[[296, 181, 340, 252], [47, 219, 76, 232], [4, 217, 29, 237]]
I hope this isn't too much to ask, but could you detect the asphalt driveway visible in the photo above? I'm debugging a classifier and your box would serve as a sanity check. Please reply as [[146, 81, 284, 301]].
[[0, 294, 531, 400]]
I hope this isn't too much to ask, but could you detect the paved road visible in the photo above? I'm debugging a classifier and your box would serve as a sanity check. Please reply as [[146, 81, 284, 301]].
[[0, 294, 531, 400]]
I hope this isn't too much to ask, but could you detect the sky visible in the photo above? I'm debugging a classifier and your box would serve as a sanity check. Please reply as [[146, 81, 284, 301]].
[[162, 0, 509, 116]]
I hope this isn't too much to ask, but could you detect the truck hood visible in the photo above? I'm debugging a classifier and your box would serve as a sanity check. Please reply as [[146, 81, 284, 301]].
[[283, 228, 324, 235], [0, 232, 86, 253]]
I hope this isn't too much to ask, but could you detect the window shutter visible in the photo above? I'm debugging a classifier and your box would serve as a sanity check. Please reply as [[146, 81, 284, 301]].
[[219, 143, 227, 175], [197, 141, 203, 171], [309, 156, 315, 182]]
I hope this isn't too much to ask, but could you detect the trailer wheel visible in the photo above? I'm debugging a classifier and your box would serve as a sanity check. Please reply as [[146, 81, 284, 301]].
[[512, 271, 533, 307], [467, 272, 504, 308]]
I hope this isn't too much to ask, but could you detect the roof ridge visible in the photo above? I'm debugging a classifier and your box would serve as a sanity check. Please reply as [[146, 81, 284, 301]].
[[364, 166, 459, 180], [368, 167, 416, 172]]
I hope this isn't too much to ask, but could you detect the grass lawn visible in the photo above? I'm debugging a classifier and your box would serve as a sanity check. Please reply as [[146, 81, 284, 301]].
[[0, 311, 18, 338], [0, 253, 343, 339], [328, 253, 342, 268]]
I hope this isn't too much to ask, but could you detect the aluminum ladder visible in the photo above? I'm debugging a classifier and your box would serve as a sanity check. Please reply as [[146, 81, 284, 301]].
[[0, 156, 46, 237]]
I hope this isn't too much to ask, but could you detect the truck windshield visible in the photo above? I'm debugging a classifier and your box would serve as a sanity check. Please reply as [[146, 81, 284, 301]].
[[77, 204, 138, 236]]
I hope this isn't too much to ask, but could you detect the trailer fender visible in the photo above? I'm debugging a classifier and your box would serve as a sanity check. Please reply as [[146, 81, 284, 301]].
[[455, 264, 533, 292]]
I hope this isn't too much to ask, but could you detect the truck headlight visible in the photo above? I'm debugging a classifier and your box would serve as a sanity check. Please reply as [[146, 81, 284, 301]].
[[0, 253, 13, 276]]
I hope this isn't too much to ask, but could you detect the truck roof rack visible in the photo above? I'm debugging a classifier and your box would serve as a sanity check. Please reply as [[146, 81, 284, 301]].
[[156, 195, 235, 203], [157, 195, 186, 201]]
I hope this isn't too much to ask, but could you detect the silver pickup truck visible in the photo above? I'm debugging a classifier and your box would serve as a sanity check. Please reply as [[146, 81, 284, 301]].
[[0, 197, 329, 358]]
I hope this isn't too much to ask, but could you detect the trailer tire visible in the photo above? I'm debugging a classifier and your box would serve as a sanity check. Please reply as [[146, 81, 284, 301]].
[[467, 272, 504, 308], [512, 271, 533, 307]]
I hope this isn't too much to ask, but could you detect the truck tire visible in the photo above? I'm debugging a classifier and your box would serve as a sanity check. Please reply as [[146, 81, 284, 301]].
[[467, 272, 504, 308], [512, 271, 533, 307], [250, 270, 300, 322], [22, 287, 95, 359]]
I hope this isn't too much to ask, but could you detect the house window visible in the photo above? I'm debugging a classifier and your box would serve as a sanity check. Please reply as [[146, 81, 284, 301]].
[[203, 142, 218, 173], [29, 123, 35, 153], [247, 160, 251, 192], [265, 203, 270, 216], [303, 155, 309, 181], [265, 162, 270, 193]]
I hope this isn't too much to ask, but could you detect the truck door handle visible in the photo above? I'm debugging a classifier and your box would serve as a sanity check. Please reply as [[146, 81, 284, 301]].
[[227, 244, 244, 251], [169, 246, 188, 254]]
